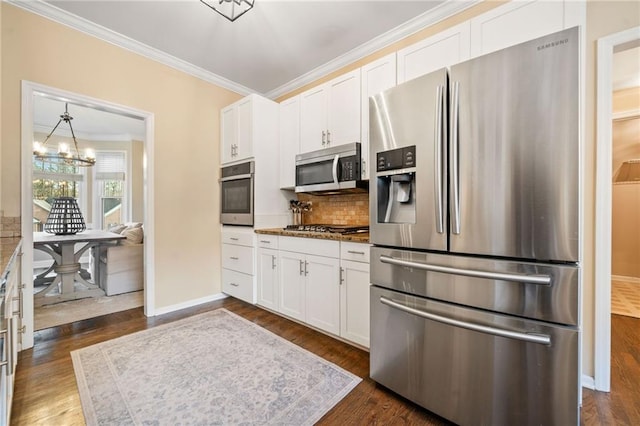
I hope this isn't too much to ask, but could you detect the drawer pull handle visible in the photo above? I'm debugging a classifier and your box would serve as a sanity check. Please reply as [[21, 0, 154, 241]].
[[230, 256, 239, 260], [347, 250, 365, 255], [230, 237, 239, 241], [230, 282, 239, 287], [260, 240, 271, 244]]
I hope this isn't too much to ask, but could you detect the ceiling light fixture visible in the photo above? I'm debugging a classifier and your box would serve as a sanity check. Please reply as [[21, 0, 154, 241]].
[[200, 0, 255, 22], [33, 103, 96, 167]]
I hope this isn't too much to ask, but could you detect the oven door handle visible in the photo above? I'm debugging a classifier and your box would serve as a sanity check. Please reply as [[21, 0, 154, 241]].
[[332, 154, 340, 184], [379, 255, 551, 286], [380, 296, 551, 345], [220, 173, 253, 182]]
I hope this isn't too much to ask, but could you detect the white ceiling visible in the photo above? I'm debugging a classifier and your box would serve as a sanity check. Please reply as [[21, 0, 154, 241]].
[[17, 0, 473, 98]]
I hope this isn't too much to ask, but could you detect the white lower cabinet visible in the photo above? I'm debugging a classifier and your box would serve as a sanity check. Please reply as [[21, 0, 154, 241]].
[[257, 247, 279, 311], [340, 259, 370, 348], [221, 227, 256, 304], [257, 235, 370, 348]]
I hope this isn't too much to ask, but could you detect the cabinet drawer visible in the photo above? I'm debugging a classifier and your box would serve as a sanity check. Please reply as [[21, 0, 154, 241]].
[[222, 244, 254, 274], [222, 229, 254, 247], [256, 234, 278, 249], [222, 268, 256, 304], [341, 242, 371, 263], [279, 236, 339, 258]]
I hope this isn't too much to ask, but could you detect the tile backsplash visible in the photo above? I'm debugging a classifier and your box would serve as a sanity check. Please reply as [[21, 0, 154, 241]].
[[0, 211, 21, 238], [296, 193, 369, 226]]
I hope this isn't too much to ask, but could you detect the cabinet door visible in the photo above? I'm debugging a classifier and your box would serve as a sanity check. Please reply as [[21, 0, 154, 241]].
[[361, 53, 396, 180], [257, 248, 279, 311], [340, 259, 370, 348], [220, 104, 236, 164], [300, 86, 328, 153], [469, 0, 568, 58], [279, 96, 300, 189], [279, 251, 306, 321], [327, 69, 361, 148], [236, 97, 253, 161], [305, 254, 340, 335], [397, 21, 471, 84]]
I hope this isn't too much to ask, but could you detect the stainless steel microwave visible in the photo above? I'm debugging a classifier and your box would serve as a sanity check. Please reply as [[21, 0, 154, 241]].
[[220, 161, 254, 226], [295, 142, 367, 194]]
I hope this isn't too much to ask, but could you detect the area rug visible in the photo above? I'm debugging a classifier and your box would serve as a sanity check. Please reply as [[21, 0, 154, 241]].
[[71, 308, 361, 425], [612, 280, 640, 319], [35, 291, 143, 331]]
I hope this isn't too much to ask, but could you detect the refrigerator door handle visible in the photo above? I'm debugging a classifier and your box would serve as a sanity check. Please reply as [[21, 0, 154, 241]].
[[379, 254, 552, 286], [434, 85, 445, 234], [450, 81, 461, 235], [379, 296, 551, 345]]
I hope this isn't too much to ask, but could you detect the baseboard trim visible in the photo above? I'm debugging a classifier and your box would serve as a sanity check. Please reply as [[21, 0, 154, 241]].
[[582, 374, 595, 390], [152, 293, 228, 316], [611, 275, 640, 284]]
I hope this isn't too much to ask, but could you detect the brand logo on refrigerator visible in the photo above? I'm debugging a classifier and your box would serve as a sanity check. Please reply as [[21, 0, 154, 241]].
[[537, 38, 569, 51]]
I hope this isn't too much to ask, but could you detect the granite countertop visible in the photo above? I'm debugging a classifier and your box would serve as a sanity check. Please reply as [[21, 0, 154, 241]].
[[1, 237, 22, 279], [255, 228, 369, 243]]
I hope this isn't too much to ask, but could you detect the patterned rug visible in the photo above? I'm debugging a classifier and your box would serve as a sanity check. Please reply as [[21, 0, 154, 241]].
[[611, 280, 640, 319], [71, 308, 361, 425]]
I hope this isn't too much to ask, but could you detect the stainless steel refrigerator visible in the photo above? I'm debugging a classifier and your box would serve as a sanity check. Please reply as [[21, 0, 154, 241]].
[[369, 27, 580, 425]]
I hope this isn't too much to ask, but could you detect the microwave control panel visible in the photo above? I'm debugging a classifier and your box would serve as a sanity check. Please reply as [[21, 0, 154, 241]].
[[377, 146, 416, 172], [339, 155, 360, 181]]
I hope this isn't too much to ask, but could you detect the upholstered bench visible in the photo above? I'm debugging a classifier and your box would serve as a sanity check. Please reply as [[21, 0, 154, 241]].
[[93, 223, 144, 296]]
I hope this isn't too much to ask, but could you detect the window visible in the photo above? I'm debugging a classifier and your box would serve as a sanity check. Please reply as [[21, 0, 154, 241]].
[[32, 160, 86, 231], [94, 151, 127, 230]]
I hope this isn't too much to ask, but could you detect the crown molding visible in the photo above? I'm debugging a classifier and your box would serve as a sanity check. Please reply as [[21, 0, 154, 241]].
[[265, 0, 481, 99], [9, 0, 480, 100], [7, 0, 255, 96]]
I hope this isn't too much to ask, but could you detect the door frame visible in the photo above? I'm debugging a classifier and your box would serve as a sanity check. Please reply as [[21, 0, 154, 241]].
[[20, 81, 156, 349], [594, 26, 640, 392]]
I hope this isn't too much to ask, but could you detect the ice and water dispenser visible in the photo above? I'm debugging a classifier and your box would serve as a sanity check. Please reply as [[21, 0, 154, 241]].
[[376, 145, 416, 224]]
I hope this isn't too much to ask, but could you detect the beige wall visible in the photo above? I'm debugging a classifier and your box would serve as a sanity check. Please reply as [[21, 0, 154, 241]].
[[1, 4, 242, 309]]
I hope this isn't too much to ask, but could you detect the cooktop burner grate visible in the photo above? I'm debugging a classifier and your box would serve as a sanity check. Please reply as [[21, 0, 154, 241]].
[[284, 224, 369, 234]]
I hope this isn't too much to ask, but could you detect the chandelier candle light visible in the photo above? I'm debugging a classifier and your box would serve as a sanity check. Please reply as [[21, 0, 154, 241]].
[[33, 103, 96, 167], [201, 0, 255, 22]]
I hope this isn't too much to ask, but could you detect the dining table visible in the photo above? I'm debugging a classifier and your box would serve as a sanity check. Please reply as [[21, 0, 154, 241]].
[[33, 230, 125, 306]]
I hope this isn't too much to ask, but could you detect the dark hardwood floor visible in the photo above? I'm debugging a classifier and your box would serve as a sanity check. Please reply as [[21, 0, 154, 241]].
[[10, 298, 640, 425]]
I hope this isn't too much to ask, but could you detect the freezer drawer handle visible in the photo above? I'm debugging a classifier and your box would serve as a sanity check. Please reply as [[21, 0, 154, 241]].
[[379, 255, 552, 286], [380, 296, 551, 346]]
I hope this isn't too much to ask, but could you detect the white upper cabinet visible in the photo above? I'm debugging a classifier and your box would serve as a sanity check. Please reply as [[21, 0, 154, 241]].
[[469, 0, 585, 58], [397, 21, 471, 84], [361, 53, 397, 180], [300, 69, 361, 153], [220, 94, 277, 165], [279, 95, 300, 189]]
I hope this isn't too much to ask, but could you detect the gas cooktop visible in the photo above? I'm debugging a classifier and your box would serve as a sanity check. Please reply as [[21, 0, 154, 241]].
[[284, 224, 369, 234]]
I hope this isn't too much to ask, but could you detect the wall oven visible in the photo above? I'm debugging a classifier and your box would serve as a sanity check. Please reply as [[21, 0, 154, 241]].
[[220, 161, 254, 226], [295, 142, 367, 194]]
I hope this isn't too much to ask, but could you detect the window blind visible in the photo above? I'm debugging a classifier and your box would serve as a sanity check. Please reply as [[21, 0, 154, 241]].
[[96, 151, 126, 181]]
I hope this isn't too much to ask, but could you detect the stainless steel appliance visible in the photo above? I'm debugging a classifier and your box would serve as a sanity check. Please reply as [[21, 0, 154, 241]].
[[284, 224, 369, 234], [295, 142, 367, 194], [220, 161, 254, 226], [369, 27, 581, 425]]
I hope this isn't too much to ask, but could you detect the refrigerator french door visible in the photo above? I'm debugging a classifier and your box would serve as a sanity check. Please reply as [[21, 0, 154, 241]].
[[369, 27, 581, 426]]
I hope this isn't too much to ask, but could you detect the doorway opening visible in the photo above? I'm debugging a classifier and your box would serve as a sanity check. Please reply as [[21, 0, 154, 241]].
[[594, 27, 640, 392], [21, 82, 156, 350]]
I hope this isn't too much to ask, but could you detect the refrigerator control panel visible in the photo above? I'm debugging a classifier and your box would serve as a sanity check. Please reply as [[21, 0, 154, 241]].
[[377, 146, 416, 172]]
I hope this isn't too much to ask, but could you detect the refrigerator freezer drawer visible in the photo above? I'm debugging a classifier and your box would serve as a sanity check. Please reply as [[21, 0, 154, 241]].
[[370, 285, 579, 426], [370, 246, 579, 326]]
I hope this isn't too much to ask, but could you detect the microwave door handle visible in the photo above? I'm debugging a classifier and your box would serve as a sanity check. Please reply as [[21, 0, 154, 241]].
[[332, 154, 340, 184]]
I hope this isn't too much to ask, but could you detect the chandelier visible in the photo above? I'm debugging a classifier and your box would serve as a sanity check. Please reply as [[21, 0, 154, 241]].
[[201, 0, 255, 22], [33, 103, 96, 167]]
